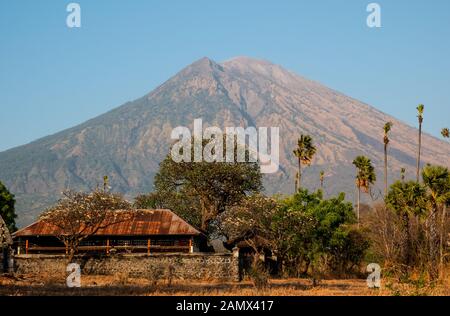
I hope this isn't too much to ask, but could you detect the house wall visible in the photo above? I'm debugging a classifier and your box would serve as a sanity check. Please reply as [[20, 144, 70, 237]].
[[13, 250, 240, 282]]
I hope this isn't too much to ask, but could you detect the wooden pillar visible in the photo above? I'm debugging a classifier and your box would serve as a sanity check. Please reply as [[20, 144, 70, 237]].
[[106, 239, 110, 254], [65, 244, 68, 255], [189, 237, 193, 253], [17, 238, 21, 255], [147, 239, 151, 255], [25, 239, 29, 255]]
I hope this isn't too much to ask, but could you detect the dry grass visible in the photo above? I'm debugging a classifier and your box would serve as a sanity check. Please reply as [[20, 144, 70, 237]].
[[0, 273, 448, 296]]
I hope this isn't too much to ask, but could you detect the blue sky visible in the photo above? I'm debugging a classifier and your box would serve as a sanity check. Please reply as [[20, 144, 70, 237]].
[[1, 0, 449, 152]]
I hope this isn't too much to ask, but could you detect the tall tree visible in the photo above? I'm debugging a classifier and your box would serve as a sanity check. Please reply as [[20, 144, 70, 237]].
[[416, 104, 424, 182], [352, 156, 377, 225], [0, 181, 17, 233], [421, 165, 450, 280], [440, 128, 450, 276], [319, 171, 325, 189], [293, 135, 317, 192], [154, 138, 262, 232], [385, 180, 427, 266], [383, 122, 393, 196]]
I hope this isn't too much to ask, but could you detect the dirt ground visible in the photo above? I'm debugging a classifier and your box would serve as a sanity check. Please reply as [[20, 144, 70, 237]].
[[0, 273, 448, 296]]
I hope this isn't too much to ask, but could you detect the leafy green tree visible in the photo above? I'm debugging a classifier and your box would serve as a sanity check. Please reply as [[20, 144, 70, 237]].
[[421, 164, 450, 280], [293, 135, 317, 192], [220, 189, 369, 281], [0, 181, 17, 233], [328, 227, 370, 274], [219, 194, 278, 261], [154, 139, 262, 232], [385, 181, 428, 266], [416, 104, 424, 182], [352, 156, 377, 225], [279, 190, 367, 279]]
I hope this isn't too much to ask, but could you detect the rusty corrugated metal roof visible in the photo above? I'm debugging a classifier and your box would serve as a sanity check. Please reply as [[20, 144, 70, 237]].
[[13, 209, 201, 237]]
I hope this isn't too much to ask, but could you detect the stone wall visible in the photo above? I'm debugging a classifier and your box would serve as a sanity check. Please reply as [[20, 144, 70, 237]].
[[13, 251, 240, 282]]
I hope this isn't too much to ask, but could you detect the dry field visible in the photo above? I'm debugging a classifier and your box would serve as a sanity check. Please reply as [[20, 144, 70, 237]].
[[0, 273, 448, 296]]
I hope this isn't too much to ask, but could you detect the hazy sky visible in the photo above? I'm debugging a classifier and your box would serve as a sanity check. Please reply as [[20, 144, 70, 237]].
[[1, 0, 449, 152]]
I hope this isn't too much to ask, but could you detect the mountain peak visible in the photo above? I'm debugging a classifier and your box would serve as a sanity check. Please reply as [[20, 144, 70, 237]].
[[191, 56, 215, 66], [222, 56, 274, 66], [172, 57, 224, 81]]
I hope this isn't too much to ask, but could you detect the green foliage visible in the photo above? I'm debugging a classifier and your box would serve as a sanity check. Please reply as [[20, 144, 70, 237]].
[[417, 104, 424, 121], [152, 138, 262, 232], [279, 190, 366, 276], [383, 122, 393, 145], [293, 135, 316, 166], [371, 164, 450, 281], [422, 164, 450, 204], [352, 156, 376, 191], [222, 189, 369, 278], [0, 180, 17, 232], [385, 181, 428, 218], [293, 134, 317, 190], [328, 228, 370, 274]]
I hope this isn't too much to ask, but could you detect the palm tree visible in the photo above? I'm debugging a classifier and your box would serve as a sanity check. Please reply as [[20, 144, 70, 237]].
[[385, 180, 427, 267], [439, 129, 449, 277], [293, 135, 317, 191], [319, 170, 325, 189], [416, 104, 424, 182], [422, 164, 450, 280], [383, 122, 393, 196], [442, 127, 449, 139], [400, 168, 406, 182], [353, 156, 377, 225]]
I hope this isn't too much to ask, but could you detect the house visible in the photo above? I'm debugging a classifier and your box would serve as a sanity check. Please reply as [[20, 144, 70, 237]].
[[12, 209, 206, 255]]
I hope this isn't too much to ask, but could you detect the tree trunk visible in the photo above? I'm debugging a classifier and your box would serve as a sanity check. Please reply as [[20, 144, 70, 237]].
[[357, 186, 361, 227], [65, 239, 79, 264], [294, 173, 298, 193], [199, 197, 209, 232], [429, 205, 439, 280], [440, 203, 447, 277], [67, 247, 76, 264], [2, 246, 8, 273], [297, 158, 302, 191], [416, 122, 422, 182], [401, 212, 411, 267], [384, 143, 388, 197], [303, 258, 310, 275]]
